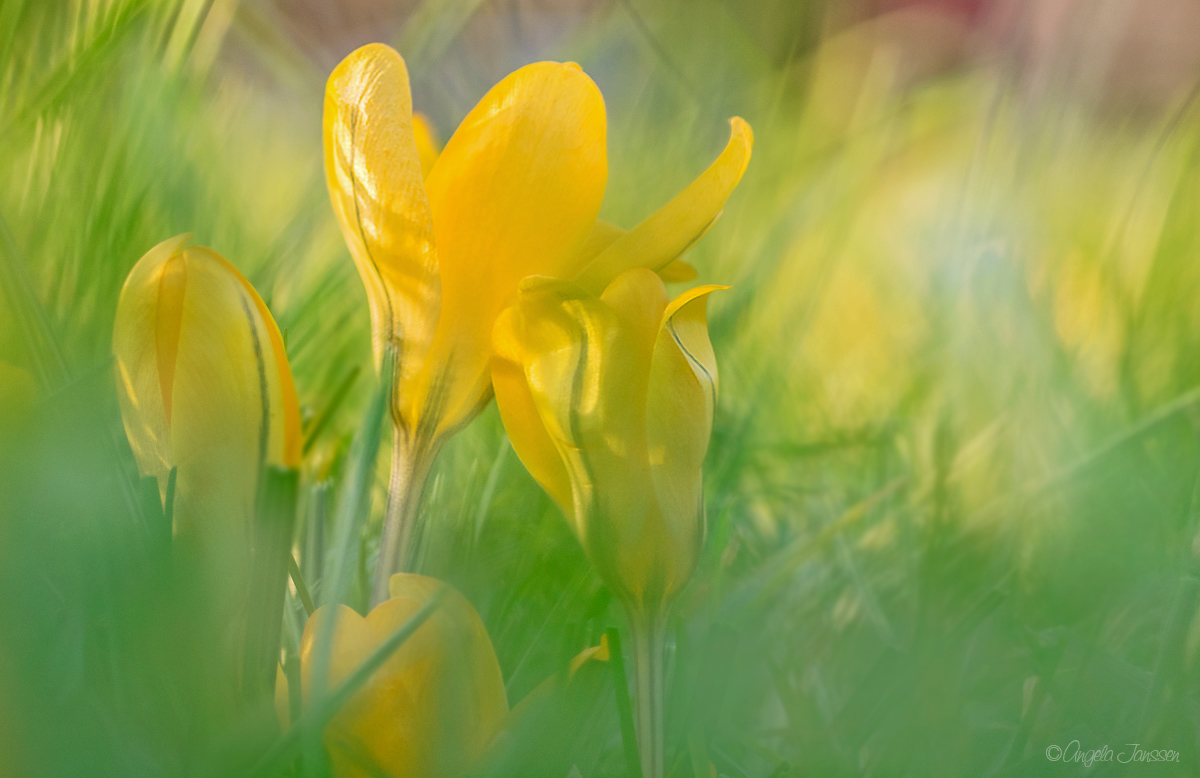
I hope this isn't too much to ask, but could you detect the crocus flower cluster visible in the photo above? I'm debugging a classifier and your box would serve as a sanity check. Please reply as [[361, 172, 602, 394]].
[[112, 41, 750, 778]]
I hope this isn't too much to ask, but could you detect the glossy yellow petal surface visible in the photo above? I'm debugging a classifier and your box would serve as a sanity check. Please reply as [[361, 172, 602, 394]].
[[570, 220, 626, 267], [518, 274, 660, 584], [413, 60, 607, 442], [657, 259, 698, 284], [412, 112, 440, 178], [644, 285, 725, 600], [274, 664, 291, 732], [324, 43, 440, 435], [496, 270, 722, 606], [492, 302, 575, 520], [295, 575, 507, 778], [575, 117, 753, 293], [113, 237, 301, 541]]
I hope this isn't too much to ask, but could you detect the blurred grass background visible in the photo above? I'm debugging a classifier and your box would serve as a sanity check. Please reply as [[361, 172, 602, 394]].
[[5, 0, 1200, 776]]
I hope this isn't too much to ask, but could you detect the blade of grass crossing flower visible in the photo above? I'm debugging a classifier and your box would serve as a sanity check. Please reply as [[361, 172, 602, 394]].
[[284, 652, 302, 730], [247, 585, 447, 777], [164, 465, 177, 527], [242, 466, 299, 706], [302, 482, 328, 584], [288, 554, 316, 617], [321, 349, 393, 608], [138, 475, 167, 552], [305, 349, 392, 768]]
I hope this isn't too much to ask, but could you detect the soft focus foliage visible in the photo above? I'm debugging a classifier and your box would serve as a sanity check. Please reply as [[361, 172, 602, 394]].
[[4, 1, 1200, 777]]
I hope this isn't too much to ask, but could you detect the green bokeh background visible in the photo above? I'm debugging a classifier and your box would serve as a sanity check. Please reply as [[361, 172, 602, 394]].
[[3, 1, 1200, 776]]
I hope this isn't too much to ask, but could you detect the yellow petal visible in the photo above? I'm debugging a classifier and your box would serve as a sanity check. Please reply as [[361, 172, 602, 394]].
[[491, 303, 575, 521], [299, 603, 376, 698], [274, 664, 290, 732], [324, 43, 440, 434], [599, 267, 669, 360], [299, 577, 507, 778], [656, 259, 698, 284], [644, 285, 725, 601], [575, 117, 753, 293], [412, 112, 440, 179], [414, 60, 607, 442], [194, 246, 302, 469], [494, 273, 723, 610], [573, 223, 697, 285], [384, 573, 508, 771], [504, 271, 667, 600], [570, 219, 626, 267], [568, 632, 610, 675], [113, 234, 192, 481], [113, 239, 301, 546]]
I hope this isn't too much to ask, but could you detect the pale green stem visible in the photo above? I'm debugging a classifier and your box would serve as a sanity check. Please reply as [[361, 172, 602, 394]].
[[628, 604, 668, 778], [371, 429, 436, 606]]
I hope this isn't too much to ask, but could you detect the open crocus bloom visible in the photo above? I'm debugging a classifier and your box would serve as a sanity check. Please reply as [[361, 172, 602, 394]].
[[323, 42, 751, 453], [112, 234, 301, 538], [277, 574, 508, 778], [491, 268, 722, 616]]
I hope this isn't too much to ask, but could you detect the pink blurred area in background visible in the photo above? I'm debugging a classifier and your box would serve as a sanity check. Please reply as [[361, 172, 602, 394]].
[[259, 0, 1200, 118], [834, 0, 1200, 114]]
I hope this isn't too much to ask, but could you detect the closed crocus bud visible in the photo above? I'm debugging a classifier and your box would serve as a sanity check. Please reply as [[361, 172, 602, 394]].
[[492, 268, 723, 778], [324, 43, 750, 600], [284, 574, 507, 778], [113, 234, 301, 539], [114, 236, 302, 709]]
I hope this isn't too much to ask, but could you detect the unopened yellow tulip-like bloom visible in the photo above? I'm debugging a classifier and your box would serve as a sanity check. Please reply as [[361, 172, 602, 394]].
[[113, 235, 301, 533], [491, 267, 724, 778], [324, 43, 751, 600], [277, 574, 507, 778], [113, 236, 301, 693]]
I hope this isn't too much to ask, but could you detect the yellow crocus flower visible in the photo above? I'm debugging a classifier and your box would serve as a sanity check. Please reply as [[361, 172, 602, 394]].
[[113, 234, 301, 535], [113, 235, 302, 708], [276, 574, 507, 778], [323, 43, 751, 601], [491, 267, 724, 778]]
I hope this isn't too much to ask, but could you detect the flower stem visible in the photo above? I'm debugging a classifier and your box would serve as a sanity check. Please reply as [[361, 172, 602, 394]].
[[628, 605, 668, 778], [371, 429, 435, 606]]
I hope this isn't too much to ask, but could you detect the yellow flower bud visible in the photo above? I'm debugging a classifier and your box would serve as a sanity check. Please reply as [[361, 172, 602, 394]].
[[282, 574, 508, 778], [492, 268, 724, 615], [112, 235, 301, 538]]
